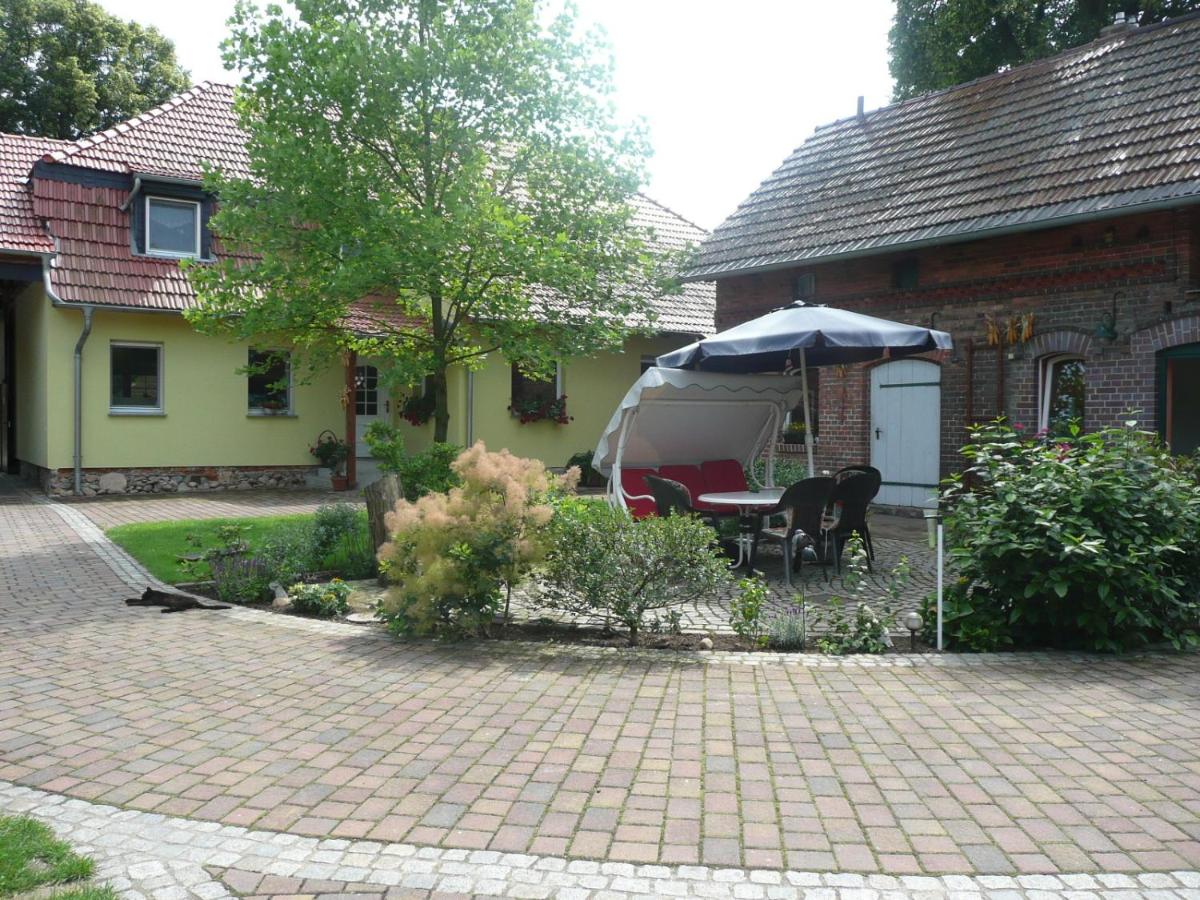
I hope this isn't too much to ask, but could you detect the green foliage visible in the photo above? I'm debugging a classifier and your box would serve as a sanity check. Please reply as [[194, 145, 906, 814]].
[[889, 0, 1199, 100], [364, 422, 462, 500], [729, 576, 769, 647], [0, 0, 190, 139], [0, 814, 94, 894], [539, 500, 731, 645], [767, 606, 807, 652], [312, 502, 362, 557], [938, 420, 1200, 652], [746, 456, 809, 490], [812, 535, 896, 655], [566, 449, 604, 487], [378, 443, 572, 638], [309, 430, 349, 474], [187, 0, 679, 442], [289, 578, 352, 618]]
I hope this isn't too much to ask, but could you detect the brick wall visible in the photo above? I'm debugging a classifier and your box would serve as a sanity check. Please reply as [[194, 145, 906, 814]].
[[716, 209, 1200, 480]]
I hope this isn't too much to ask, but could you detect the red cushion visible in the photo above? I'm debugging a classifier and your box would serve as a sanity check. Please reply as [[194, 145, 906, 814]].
[[620, 467, 658, 518], [659, 464, 713, 511], [702, 458, 749, 494]]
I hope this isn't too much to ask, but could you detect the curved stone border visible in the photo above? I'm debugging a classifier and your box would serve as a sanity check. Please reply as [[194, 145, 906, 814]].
[[5, 781, 1198, 900]]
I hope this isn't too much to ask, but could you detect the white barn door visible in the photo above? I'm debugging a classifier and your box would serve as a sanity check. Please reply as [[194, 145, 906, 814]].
[[870, 360, 941, 508]]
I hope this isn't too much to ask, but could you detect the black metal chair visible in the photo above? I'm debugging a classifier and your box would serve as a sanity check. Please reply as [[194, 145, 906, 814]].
[[825, 469, 881, 573], [751, 477, 835, 586]]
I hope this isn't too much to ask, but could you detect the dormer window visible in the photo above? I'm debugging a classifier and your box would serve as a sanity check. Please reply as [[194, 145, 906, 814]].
[[145, 196, 201, 258]]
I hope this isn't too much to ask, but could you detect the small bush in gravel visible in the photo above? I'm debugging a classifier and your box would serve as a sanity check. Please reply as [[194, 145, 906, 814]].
[[767, 606, 807, 651], [311, 503, 361, 557], [540, 500, 731, 645], [289, 579, 352, 618], [729, 576, 769, 646]]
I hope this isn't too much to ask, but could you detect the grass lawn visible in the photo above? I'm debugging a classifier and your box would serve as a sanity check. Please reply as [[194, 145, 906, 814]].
[[107, 514, 310, 584], [0, 814, 117, 900]]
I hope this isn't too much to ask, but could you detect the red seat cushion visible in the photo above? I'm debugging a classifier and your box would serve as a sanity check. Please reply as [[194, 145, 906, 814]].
[[658, 464, 715, 512], [702, 458, 749, 494], [619, 467, 658, 518]]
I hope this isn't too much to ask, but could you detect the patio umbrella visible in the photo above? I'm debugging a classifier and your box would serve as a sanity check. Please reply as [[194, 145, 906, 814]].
[[656, 302, 953, 476]]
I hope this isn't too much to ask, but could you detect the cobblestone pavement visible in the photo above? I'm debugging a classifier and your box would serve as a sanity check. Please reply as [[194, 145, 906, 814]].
[[63, 488, 359, 530], [3, 475, 1200, 896]]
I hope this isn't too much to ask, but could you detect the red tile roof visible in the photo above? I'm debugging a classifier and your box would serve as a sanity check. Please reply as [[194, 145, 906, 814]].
[[42, 82, 249, 181], [19, 80, 713, 332], [0, 133, 68, 256]]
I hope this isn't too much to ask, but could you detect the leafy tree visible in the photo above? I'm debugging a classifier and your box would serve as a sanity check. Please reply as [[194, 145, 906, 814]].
[[188, 0, 671, 443], [889, 0, 1200, 100], [0, 0, 190, 138]]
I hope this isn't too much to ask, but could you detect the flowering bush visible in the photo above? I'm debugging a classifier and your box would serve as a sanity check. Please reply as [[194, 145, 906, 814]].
[[932, 420, 1200, 652], [289, 578, 352, 618], [377, 443, 578, 638], [813, 537, 895, 654], [538, 499, 730, 645]]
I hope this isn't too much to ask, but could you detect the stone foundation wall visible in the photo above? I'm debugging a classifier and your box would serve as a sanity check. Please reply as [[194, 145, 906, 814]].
[[26, 464, 320, 497]]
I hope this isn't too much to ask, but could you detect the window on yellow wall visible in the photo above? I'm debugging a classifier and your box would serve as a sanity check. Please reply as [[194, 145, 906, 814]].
[[110, 343, 163, 414], [510, 362, 561, 418], [248, 349, 292, 414]]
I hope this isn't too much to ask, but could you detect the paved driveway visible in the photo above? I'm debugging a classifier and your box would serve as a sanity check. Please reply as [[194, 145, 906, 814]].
[[2, 477, 1200, 888]]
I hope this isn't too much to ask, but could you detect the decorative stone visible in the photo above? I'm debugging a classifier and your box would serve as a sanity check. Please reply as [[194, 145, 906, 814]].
[[700, 637, 714, 650], [269, 581, 292, 610], [97, 471, 128, 494], [346, 612, 381, 625]]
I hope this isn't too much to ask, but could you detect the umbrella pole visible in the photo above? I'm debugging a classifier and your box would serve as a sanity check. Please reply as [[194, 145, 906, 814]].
[[799, 347, 815, 477]]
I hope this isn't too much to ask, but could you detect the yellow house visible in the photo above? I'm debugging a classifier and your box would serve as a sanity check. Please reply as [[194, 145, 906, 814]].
[[0, 84, 712, 495]]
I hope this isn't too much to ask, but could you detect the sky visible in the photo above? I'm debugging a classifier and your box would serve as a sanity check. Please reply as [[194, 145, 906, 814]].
[[97, 1, 897, 230]]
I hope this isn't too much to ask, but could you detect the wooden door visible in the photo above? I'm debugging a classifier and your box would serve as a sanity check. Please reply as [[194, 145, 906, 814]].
[[870, 359, 941, 508]]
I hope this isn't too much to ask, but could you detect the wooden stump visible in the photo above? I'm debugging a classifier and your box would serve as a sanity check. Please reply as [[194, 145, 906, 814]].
[[364, 473, 404, 552]]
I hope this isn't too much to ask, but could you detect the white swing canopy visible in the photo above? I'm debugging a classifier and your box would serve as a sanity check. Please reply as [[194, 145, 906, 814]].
[[594, 367, 806, 508]]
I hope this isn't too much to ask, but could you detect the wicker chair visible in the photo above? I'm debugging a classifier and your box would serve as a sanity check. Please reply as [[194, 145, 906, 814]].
[[644, 474, 718, 525], [751, 477, 835, 586], [825, 470, 881, 572]]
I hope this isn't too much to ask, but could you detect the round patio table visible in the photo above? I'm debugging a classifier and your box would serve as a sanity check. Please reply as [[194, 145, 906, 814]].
[[698, 488, 783, 570]]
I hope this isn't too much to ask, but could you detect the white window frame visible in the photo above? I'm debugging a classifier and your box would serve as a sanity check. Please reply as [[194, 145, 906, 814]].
[[109, 341, 164, 415], [1038, 353, 1085, 432], [247, 349, 294, 416], [145, 195, 202, 259]]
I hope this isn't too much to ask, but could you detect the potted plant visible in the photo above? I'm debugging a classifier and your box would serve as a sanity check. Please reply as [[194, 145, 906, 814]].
[[399, 392, 436, 426], [310, 429, 350, 490], [780, 421, 807, 445]]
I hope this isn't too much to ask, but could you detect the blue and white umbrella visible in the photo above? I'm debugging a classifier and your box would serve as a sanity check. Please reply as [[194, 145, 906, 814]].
[[656, 302, 953, 474]]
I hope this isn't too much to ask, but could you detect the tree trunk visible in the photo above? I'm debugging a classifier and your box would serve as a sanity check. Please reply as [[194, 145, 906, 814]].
[[431, 368, 450, 443], [364, 472, 404, 555]]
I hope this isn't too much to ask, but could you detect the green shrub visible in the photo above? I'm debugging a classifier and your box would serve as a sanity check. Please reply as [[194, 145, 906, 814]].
[[812, 536, 895, 654], [363, 422, 462, 500], [746, 456, 809, 489], [539, 500, 731, 645], [312, 502, 360, 557], [729, 576, 769, 646], [257, 522, 317, 586], [938, 420, 1200, 652], [378, 443, 573, 638], [565, 449, 604, 487], [767, 608, 807, 651], [289, 578, 352, 618], [211, 554, 272, 604]]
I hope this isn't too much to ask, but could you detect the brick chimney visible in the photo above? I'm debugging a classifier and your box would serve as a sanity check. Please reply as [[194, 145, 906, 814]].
[[1099, 11, 1139, 38]]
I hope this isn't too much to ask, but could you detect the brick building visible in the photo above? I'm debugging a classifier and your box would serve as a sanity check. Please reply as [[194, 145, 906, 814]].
[[683, 13, 1200, 508]]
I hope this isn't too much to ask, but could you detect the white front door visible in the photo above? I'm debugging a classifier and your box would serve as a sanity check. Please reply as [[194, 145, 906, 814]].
[[870, 359, 941, 508], [354, 363, 387, 457]]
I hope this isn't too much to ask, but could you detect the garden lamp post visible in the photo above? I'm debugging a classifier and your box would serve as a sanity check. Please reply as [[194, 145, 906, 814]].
[[903, 611, 922, 652], [923, 507, 945, 650]]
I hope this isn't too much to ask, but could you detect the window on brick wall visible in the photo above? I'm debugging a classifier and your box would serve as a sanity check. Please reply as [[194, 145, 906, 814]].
[[1038, 355, 1085, 435]]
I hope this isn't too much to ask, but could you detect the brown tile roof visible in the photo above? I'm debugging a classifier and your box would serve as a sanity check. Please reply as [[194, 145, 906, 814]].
[[686, 12, 1200, 280], [42, 82, 249, 181], [24, 80, 713, 332], [0, 133, 68, 256]]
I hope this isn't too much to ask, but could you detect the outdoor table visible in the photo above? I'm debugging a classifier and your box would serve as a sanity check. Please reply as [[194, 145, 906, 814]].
[[698, 488, 784, 570]]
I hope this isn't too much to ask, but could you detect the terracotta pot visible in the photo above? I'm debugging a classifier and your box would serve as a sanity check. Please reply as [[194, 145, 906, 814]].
[[331, 474, 350, 491]]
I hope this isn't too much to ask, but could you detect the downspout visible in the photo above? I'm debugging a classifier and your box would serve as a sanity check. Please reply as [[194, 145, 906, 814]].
[[465, 370, 474, 446], [73, 306, 94, 495], [43, 259, 96, 495]]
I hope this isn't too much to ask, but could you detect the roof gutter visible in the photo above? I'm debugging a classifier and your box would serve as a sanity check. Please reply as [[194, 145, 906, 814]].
[[681, 191, 1200, 282]]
